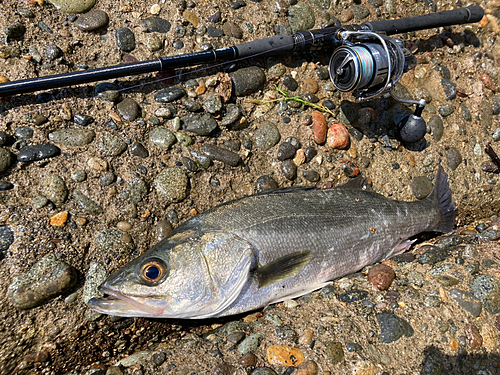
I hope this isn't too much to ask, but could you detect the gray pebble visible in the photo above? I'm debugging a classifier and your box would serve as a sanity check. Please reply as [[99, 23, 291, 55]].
[[421, 347, 443, 375], [441, 79, 457, 100], [17, 144, 60, 162], [461, 103, 472, 122], [254, 122, 280, 151], [42, 174, 68, 206], [256, 175, 278, 192], [277, 142, 296, 161], [74, 114, 94, 126], [182, 98, 202, 112], [204, 94, 223, 113], [418, 246, 449, 265], [155, 87, 186, 103], [283, 76, 298, 91], [15, 127, 33, 139], [0, 131, 11, 146], [180, 157, 198, 172], [83, 261, 107, 304], [0, 226, 14, 259], [167, 209, 179, 224], [288, 2, 315, 33], [376, 312, 414, 343], [207, 26, 224, 37], [74, 10, 109, 31], [130, 142, 149, 158], [96, 229, 135, 257], [493, 128, 500, 141], [222, 21, 243, 39], [149, 128, 176, 150], [121, 178, 149, 203], [438, 104, 455, 117], [0, 181, 13, 191], [98, 135, 127, 157], [303, 170, 320, 182], [154, 168, 188, 202], [73, 189, 104, 214], [117, 98, 141, 122], [275, 325, 298, 342], [5, 22, 26, 40], [427, 116, 444, 141], [182, 113, 218, 136], [46, 0, 95, 13], [339, 102, 358, 126], [238, 333, 264, 354], [105, 366, 123, 375], [351, 5, 370, 19], [95, 82, 120, 103], [338, 290, 368, 303], [470, 275, 498, 300], [174, 25, 186, 38], [0, 148, 13, 172], [17, 7, 36, 18], [8, 253, 77, 309], [71, 170, 87, 182], [176, 132, 193, 147], [221, 104, 242, 128], [146, 34, 164, 52], [411, 176, 433, 199], [281, 159, 297, 180], [156, 219, 173, 242], [447, 147, 462, 170], [49, 128, 95, 146], [100, 172, 115, 186], [190, 150, 212, 169], [32, 196, 49, 210], [230, 66, 266, 97], [141, 17, 171, 33], [172, 40, 184, 49], [449, 289, 482, 317], [45, 44, 62, 61], [116, 28, 136, 52], [203, 144, 241, 167]]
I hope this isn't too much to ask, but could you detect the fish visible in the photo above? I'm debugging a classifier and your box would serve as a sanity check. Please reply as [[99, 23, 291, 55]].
[[88, 165, 456, 319]]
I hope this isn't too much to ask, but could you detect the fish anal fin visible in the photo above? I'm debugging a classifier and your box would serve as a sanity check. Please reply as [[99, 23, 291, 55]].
[[254, 251, 313, 288], [385, 239, 416, 260], [336, 176, 373, 191]]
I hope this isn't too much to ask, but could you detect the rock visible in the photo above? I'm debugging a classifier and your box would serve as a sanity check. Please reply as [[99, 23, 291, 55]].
[[275, 325, 298, 342], [49, 128, 95, 147], [461, 103, 472, 122], [17, 144, 60, 162], [221, 104, 241, 127], [149, 128, 176, 150], [0, 226, 14, 259], [155, 87, 186, 103], [470, 275, 500, 314], [283, 76, 299, 91], [325, 342, 344, 365], [130, 142, 149, 158], [295, 360, 318, 375], [288, 2, 315, 33], [146, 34, 164, 52], [222, 21, 243, 39], [256, 175, 279, 192], [8, 253, 77, 309], [447, 147, 462, 170], [5, 22, 26, 40], [277, 142, 296, 161], [418, 246, 449, 265], [421, 346, 443, 375], [46, 0, 95, 13], [73, 190, 104, 214], [116, 28, 136, 52], [250, 368, 277, 375], [303, 170, 320, 182], [338, 290, 368, 303], [351, 5, 370, 19], [238, 333, 264, 354], [427, 116, 444, 141], [154, 168, 188, 202], [367, 264, 395, 290], [83, 261, 107, 307], [121, 178, 149, 203], [141, 17, 171, 33], [182, 113, 218, 136], [117, 351, 151, 367], [441, 79, 457, 100], [267, 345, 304, 367], [281, 159, 297, 180], [301, 78, 319, 94], [42, 174, 68, 206], [438, 103, 455, 117], [98, 135, 127, 156], [74, 10, 109, 31], [230, 67, 266, 96], [96, 229, 135, 257], [207, 26, 224, 37], [465, 324, 483, 349], [376, 313, 414, 343], [411, 176, 433, 199], [116, 98, 140, 122], [203, 144, 241, 166], [327, 123, 350, 149], [312, 110, 327, 144], [449, 289, 482, 318], [254, 122, 281, 151], [0, 148, 13, 172]]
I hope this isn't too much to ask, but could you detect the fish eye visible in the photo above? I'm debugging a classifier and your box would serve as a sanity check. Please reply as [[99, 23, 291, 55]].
[[140, 258, 168, 285]]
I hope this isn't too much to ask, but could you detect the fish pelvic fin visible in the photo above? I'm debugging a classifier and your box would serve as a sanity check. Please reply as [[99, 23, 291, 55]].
[[426, 164, 457, 233], [254, 251, 313, 289]]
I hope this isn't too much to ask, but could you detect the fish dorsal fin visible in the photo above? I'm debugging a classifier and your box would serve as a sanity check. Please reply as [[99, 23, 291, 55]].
[[255, 185, 318, 196], [254, 251, 313, 288], [336, 176, 373, 191]]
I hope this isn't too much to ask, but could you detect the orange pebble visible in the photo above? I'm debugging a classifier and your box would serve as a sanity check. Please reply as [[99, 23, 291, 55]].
[[50, 211, 68, 227], [267, 345, 305, 367], [327, 124, 350, 149]]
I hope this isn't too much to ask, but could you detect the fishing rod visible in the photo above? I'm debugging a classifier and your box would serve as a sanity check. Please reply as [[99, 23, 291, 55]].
[[0, 6, 484, 143]]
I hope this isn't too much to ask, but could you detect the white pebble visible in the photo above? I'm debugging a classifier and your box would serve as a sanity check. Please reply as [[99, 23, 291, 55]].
[[150, 4, 161, 14]]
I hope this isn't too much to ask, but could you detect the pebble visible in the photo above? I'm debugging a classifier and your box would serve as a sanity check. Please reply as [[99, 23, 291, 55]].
[[155, 219, 173, 241], [17, 144, 60, 162], [95, 83, 120, 102], [238, 333, 264, 354], [221, 104, 241, 127], [117, 351, 151, 367], [71, 170, 87, 182], [222, 21, 243, 39], [15, 127, 33, 139], [141, 17, 171, 33], [130, 142, 149, 158], [96, 229, 135, 257], [449, 289, 482, 317], [367, 264, 395, 290], [121, 178, 148, 203], [74, 10, 109, 31], [73, 190, 105, 214], [98, 135, 127, 156], [105, 366, 123, 375], [283, 76, 299, 91], [83, 260, 107, 316], [277, 142, 296, 161], [465, 324, 483, 349], [154, 167, 188, 202], [0, 148, 13, 172], [303, 170, 320, 182], [190, 150, 212, 169], [325, 342, 344, 365], [482, 161, 499, 173], [8, 253, 77, 309], [470, 275, 500, 314], [42, 174, 68, 206], [117, 98, 141, 122], [207, 26, 224, 37], [447, 147, 462, 170], [338, 290, 368, 303], [5, 22, 26, 40], [427, 116, 444, 141], [418, 246, 449, 265], [351, 5, 370, 19], [182, 99, 201, 112], [116, 28, 136, 52], [312, 110, 327, 144], [0, 226, 14, 259], [46, 0, 95, 13], [203, 144, 241, 167], [441, 79, 457, 100], [239, 353, 257, 367], [149, 128, 176, 150], [49, 128, 95, 146], [250, 369, 277, 375], [326, 124, 349, 151], [281, 159, 297, 180], [230, 67, 266, 96], [438, 103, 455, 117], [256, 175, 279, 192], [288, 2, 315, 33], [254, 122, 281, 151], [204, 94, 223, 113], [146, 34, 164, 52], [267, 345, 304, 367], [411, 176, 433, 199], [183, 10, 199, 27], [0, 181, 13, 191], [376, 313, 414, 343], [182, 113, 218, 136]]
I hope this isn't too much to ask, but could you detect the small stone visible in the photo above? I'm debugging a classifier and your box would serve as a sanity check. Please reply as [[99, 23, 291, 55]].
[[0, 148, 13, 172], [73, 190, 104, 215], [338, 290, 368, 303], [130, 142, 149, 158], [481, 74, 496, 92], [256, 175, 279, 192], [222, 21, 243, 39], [154, 168, 188, 202], [116, 28, 136, 52], [74, 10, 109, 31], [5, 22, 26, 40], [155, 87, 186, 103], [447, 147, 462, 171], [411, 176, 433, 200], [428, 116, 444, 141], [275, 325, 298, 342], [450, 289, 482, 318], [325, 342, 344, 365], [15, 127, 33, 139], [283, 76, 298, 91], [277, 142, 296, 161], [49, 128, 95, 146], [204, 94, 223, 113], [376, 313, 414, 343], [327, 124, 350, 149], [49, 211, 68, 227], [182, 113, 218, 136], [8, 253, 77, 309], [117, 98, 140, 122], [288, 2, 315, 33], [71, 170, 87, 182], [141, 17, 171, 33], [254, 122, 280, 151], [149, 128, 176, 150], [239, 353, 257, 367], [46, 0, 95, 13], [266, 345, 304, 367], [42, 174, 68, 206], [190, 150, 212, 169], [465, 324, 483, 349], [281, 159, 297, 180], [17, 144, 60, 162], [303, 170, 320, 182], [438, 103, 455, 117], [418, 246, 449, 265], [98, 135, 127, 157], [230, 66, 266, 96], [367, 264, 395, 290], [145, 34, 164, 52], [221, 104, 241, 127], [301, 78, 318, 94], [207, 26, 224, 37], [250, 369, 277, 375], [203, 144, 241, 167], [351, 5, 370, 19], [121, 178, 148, 203], [96, 229, 135, 257], [238, 333, 264, 354], [312, 110, 327, 144], [183, 10, 199, 27]]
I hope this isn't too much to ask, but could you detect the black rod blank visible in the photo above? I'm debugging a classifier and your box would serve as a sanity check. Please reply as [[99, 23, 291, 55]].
[[0, 6, 484, 97]]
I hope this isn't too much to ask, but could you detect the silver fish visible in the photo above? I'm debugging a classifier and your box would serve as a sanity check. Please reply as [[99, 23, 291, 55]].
[[88, 166, 456, 319]]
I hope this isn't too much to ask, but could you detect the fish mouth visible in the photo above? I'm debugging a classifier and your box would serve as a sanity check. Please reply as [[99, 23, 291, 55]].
[[87, 285, 165, 317]]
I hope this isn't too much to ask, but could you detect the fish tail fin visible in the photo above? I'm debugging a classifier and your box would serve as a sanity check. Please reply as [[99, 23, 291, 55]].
[[427, 164, 457, 233]]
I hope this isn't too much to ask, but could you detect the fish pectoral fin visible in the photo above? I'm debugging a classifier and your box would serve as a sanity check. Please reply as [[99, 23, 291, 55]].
[[271, 281, 333, 304], [336, 176, 373, 191], [254, 251, 313, 288]]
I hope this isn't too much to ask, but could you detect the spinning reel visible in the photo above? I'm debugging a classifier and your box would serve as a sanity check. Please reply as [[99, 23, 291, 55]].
[[329, 30, 426, 144]]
